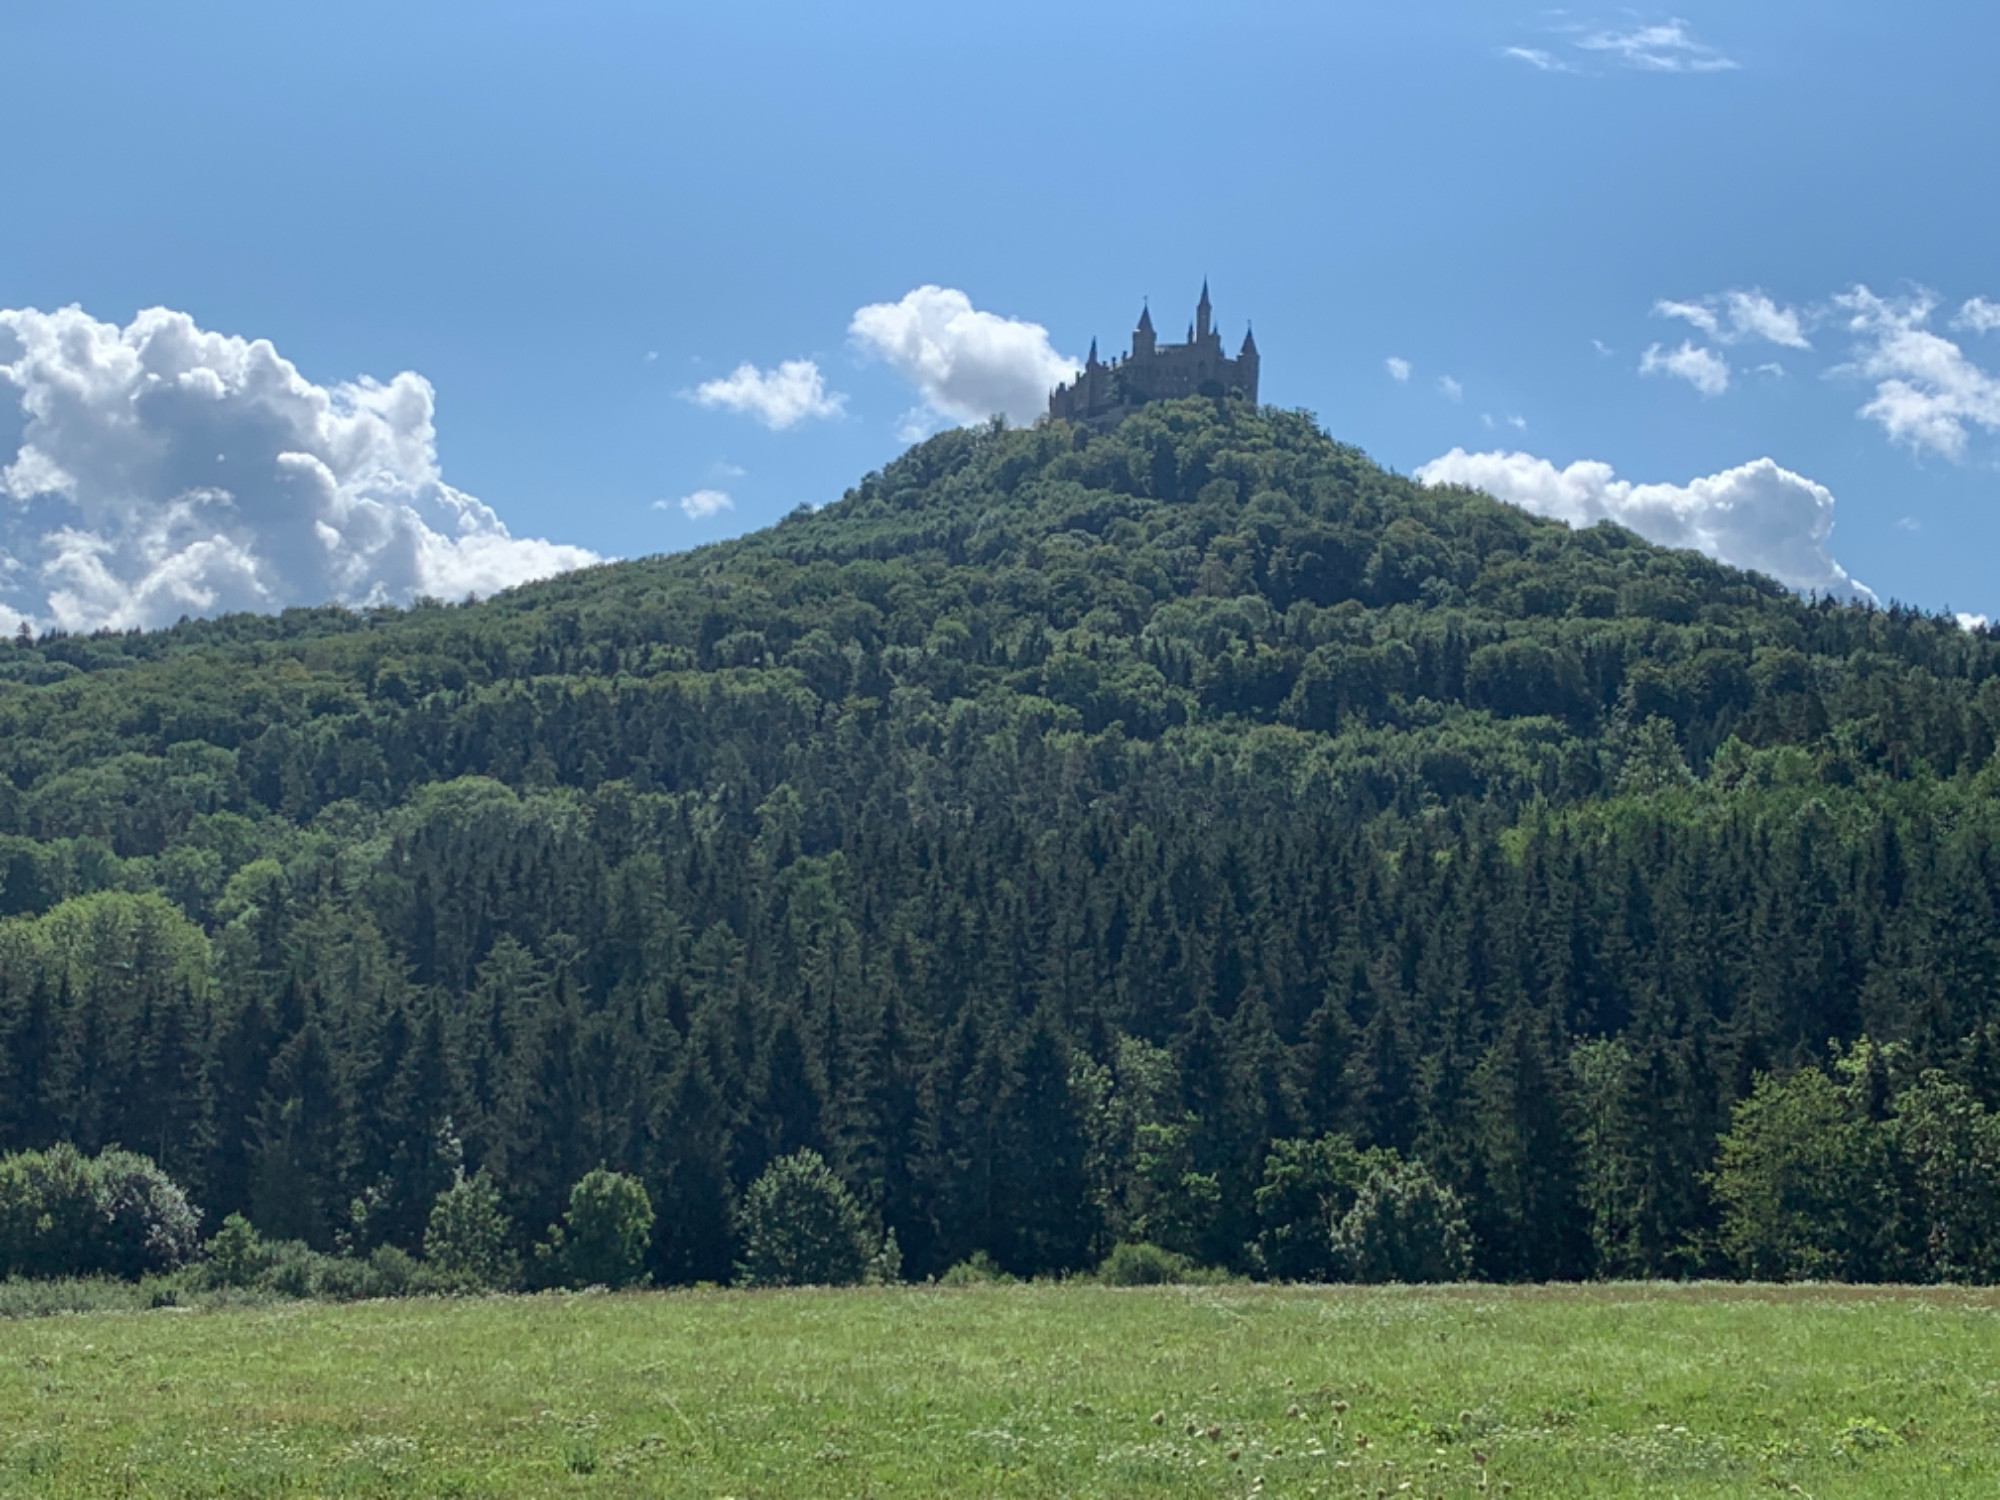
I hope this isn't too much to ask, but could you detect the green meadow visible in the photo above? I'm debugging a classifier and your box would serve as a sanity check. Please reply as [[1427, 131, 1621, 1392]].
[[2, 1283, 1998, 1497]]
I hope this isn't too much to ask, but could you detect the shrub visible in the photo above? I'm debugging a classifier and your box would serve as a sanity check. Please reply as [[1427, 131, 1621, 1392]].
[[424, 1169, 520, 1290], [938, 1250, 1014, 1286], [735, 1149, 877, 1288], [201, 1214, 279, 1288], [1333, 1163, 1473, 1284], [536, 1168, 653, 1289], [1098, 1241, 1197, 1286], [0, 1145, 201, 1280]]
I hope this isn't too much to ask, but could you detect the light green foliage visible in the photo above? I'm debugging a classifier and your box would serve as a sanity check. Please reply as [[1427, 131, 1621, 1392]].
[[735, 1148, 878, 1288], [0, 1285, 1993, 1496], [0, 1145, 200, 1280], [1713, 1060, 1903, 1281], [424, 1170, 519, 1290], [1333, 1161, 1474, 1283], [535, 1168, 652, 1289]]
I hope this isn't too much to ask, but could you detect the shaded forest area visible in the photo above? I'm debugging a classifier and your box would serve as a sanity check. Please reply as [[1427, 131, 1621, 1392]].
[[4, 399, 2000, 1284]]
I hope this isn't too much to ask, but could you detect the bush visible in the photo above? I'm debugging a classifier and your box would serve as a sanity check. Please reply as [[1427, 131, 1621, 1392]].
[[0, 1145, 201, 1280], [536, 1168, 653, 1289], [1097, 1241, 1198, 1286], [1333, 1163, 1473, 1284], [938, 1250, 1014, 1286], [425, 1170, 520, 1290], [735, 1149, 878, 1288], [201, 1214, 279, 1288]]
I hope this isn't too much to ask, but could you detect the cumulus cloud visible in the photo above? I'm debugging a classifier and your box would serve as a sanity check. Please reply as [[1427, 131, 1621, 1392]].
[[1834, 285, 2000, 459], [849, 285, 1078, 429], [675, 489, 733, 520], [693, 359, 844, 429], [1640, 340, 1731, 396], [1415, 448, 1870, 601], [1657, 290, 1810, 349], [1438, 375, 1464, 402], [1386, 356, 1412, 383], [1956, 298, 2000, 335], [1574, 19, 1737, 72], [0, 305, 597, 633]]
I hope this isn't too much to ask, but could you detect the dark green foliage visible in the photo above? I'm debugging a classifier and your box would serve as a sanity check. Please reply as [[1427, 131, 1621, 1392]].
[[0, 1145, 200, 1280], [1097, 1240, 1202, 1285], [1252, 1133, 1389, 1282], [0, 399, 1999, 1284], [736, 1148, 878, 1288], [536, 1168, 653, 1289]]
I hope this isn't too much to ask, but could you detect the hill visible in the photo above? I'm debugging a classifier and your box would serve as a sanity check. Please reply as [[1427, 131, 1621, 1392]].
[[3, 397, 2000, 1284]]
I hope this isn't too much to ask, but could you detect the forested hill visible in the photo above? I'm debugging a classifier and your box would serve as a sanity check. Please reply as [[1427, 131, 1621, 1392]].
[[6, 397, 2000, 1286]]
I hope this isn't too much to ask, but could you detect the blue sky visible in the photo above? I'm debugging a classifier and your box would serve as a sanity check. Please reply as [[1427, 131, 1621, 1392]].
[[3, 1, 1998, 629]]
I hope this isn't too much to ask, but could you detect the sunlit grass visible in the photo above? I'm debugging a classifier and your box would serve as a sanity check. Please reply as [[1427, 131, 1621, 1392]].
[[2, 1282, 1997, 1496]]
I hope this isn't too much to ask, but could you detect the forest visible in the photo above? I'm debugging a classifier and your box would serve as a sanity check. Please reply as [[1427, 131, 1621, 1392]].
[[3, 397, 2000, 1287]]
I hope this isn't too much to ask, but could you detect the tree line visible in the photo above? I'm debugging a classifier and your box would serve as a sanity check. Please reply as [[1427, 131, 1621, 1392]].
[[1, 399, 1999, 1285]]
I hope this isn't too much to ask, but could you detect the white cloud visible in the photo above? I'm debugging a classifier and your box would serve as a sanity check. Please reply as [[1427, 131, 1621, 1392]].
[[1438, 375, 1464, 402], [693, 359, 844, 430], [0, 305, 597, 633], [1575, 19, 1737, 73], [1386, 356, 1412, 383], [675, 489, 733, 520], [1834, 285, 2000, 459], [1415, 448, 1870, 601], [1954, 297, 2000, 335], [1958, 613, 1990, 632], [1640, 341, 1731, 396], [849, 285, 1078, 428], [1501, 46, 1573, 72], [1592, 338, 1616, 357], [1655, 290, 1809, 349]]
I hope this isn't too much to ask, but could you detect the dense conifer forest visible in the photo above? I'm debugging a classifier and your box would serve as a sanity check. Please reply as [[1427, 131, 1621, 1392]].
[[5, 398, 2000, 1285]]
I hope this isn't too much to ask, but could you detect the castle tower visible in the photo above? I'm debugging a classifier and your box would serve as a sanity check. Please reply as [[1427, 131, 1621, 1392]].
[[1196, 280, 1212, 343], [1132, 302, 1156, 358]]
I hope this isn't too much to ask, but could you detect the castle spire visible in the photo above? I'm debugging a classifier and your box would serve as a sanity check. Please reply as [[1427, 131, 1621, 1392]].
[[1133, 300, 1156, 358], [1196, 279, 1212, 342], [1086, 337, 1099, 369], [1136, 301, 1154, 335], [1240, 323, 1258, 357]]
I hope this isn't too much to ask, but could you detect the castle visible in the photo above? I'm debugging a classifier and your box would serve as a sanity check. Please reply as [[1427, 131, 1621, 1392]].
[[1048, 282, 1258, 424]]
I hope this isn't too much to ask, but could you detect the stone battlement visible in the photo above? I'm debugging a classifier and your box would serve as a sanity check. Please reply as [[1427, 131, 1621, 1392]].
[[1049, 283, 1258, 424]]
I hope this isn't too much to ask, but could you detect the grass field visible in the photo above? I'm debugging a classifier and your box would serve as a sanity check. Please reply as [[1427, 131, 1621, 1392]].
[[2, 1283, 1998, 1497]]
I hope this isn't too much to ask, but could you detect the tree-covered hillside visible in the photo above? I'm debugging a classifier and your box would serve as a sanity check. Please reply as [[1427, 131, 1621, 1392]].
[[4, 398, 2000, 1283]]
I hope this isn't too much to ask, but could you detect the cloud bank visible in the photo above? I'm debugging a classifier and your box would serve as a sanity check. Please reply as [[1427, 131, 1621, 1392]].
[[0, 305, 598, 634], [1416, 448, 1870, 601], [850, 286, 1078, 429]]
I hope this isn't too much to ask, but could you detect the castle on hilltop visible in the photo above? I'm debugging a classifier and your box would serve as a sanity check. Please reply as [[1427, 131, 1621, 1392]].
[[1048, 283, 1258, 425]]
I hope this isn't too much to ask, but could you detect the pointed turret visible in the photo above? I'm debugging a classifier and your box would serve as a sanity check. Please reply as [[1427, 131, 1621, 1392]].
[[1196, 280, 1213, 342], [1133, 301, 1156, 358], [1240, 324, 1257, 357]]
